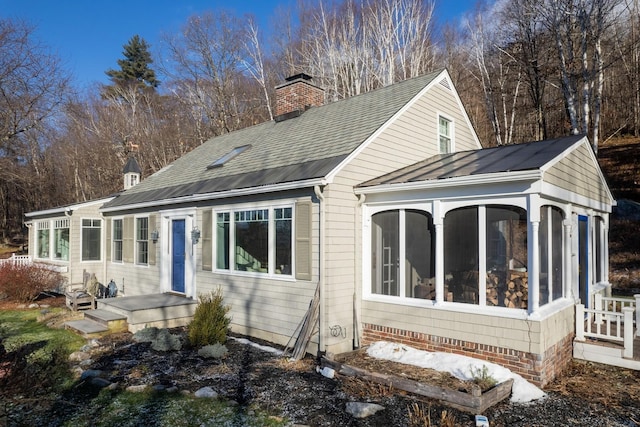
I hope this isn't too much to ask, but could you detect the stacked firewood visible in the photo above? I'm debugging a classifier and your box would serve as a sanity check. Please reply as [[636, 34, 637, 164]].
[[486, 271, 528, 308]]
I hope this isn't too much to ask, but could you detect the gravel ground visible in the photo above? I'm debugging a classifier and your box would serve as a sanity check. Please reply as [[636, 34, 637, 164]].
[[4, 326, 639, 427]]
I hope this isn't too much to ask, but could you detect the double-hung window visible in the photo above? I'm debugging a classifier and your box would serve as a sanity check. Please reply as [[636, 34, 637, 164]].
[[82, 219, 102, 261], [113, 219, 123, 262], [136, 217, 149, 265], [216, 206, 293, 276], [438, 115, 452, 154]]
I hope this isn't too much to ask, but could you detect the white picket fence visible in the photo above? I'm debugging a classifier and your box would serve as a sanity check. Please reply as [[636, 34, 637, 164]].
[[575, 294, 640, 360], [0, 254, 32, 267]]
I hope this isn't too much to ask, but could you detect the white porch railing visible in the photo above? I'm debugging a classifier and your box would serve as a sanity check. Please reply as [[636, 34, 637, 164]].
[[0, 254, 32, 267], [575, 294, 640, 360]]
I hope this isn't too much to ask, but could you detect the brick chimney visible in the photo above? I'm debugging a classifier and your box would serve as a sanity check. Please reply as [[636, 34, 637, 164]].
[[274, 73, 324, 121]]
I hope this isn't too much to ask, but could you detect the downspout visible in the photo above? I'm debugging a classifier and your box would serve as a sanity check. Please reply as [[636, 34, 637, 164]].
[[64, 208, 73, 286], [354, 193, 366, 349], [314, 185, 325, 357]]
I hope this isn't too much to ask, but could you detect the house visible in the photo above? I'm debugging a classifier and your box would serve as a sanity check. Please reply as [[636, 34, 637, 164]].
[[25, 69, 616, 386]]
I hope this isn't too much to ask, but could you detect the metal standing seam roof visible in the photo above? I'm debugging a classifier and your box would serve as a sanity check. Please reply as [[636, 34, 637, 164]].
[[102, 69, 445, 210], [357, 134, 585, 188]]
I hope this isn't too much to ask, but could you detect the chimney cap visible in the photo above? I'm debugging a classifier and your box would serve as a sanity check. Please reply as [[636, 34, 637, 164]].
[[285, 72, 313, 82]]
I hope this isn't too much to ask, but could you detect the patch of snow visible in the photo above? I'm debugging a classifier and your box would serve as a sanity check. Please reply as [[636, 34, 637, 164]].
[[229, 336, 284, 356], [366, 341, 546, 403]]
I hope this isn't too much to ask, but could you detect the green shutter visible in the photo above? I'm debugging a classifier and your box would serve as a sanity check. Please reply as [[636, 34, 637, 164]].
[[148, 214, 157, 266], [123, 216, 134, 263], [106, 218, 112, 262], [295, 201, 313, 281], [202, 210, 212, 271]]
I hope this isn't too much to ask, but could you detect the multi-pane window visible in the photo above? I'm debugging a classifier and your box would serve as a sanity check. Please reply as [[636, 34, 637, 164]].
[[216, 213, 230, 269], [215, 206, 293, 275], [438, 116, 452, 154], [53, 219, 70, 261], [37, 221, 50, 259], [136, 217, 149, 265], [113, 219, 123, 262], [82, 219, 101, 261]]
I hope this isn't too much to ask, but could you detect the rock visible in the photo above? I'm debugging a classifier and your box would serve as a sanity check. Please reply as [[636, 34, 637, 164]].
[[153, 384, 167, 392], [80, 369, 103, 380], [28, 303, 39, 309], [126, 384, 149, 393], [165, 386, 179, 393], [69, 351, 91, 362], [91, 377, 112, 388], [345, 402, 385, 419], [106, 383, 119, 391], [79, 359, 93, 366], [194, 386, 218, 398]]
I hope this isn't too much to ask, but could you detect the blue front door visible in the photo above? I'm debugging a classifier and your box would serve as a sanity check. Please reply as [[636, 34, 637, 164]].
[[172, 219, 186, 293]]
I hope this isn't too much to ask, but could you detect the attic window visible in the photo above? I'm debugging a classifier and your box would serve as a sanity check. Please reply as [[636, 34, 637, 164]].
[[207, 145, 251, 169]]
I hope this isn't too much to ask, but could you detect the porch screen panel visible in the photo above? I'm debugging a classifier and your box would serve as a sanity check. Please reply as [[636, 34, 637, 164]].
[[551, 208, 564, 300], [405, 210, 435, 300], [371, 211, 399, 296], [444, 207, 478, 304], [486, 206, 528, 309]]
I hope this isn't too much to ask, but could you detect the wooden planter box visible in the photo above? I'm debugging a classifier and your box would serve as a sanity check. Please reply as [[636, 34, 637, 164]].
[[322, 353, 513, 414]]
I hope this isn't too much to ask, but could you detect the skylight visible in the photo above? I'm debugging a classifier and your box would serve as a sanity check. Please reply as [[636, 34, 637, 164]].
[[207, 144, 252, 169]]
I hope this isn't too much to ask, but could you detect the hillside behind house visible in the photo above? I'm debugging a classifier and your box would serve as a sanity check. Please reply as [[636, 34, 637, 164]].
[[598, 137, 640, 294]]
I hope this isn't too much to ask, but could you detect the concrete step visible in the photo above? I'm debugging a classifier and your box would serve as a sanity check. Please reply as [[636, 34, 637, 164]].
[[84, 309, 129, 333], [65, 319, 109, 338]]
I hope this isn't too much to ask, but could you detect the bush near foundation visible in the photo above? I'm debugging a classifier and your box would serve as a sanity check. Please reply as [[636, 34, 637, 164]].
[[0, 263, 64, 302], [188, 287, 231, 347]]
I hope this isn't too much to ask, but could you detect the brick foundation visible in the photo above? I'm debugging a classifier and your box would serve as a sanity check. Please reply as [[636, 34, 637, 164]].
[[362, 323, 574, 387]]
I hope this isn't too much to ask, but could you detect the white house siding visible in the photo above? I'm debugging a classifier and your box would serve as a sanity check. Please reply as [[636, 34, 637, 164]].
[[321, 80, 481, 355], [544, 143, 611, 205]]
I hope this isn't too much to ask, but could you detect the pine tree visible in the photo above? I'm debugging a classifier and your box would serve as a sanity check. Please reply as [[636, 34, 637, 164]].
[[105, 35, 159, 94]]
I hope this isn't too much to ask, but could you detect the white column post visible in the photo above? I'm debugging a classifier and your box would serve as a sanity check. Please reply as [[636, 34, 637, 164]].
[[575, 304, 585, 341], [564, 219, 573, 301], [434, 200, 444, 304], [635, 294, 640, 338], [623, 307, 634, 359]]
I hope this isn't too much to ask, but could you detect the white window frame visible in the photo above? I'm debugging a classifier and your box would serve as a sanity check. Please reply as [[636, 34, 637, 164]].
[[35, 220, 51, 260], [213, 201, 295, 278], [112, 217, 124, 263], [52, 218, 70, 261], [81, 218, 102, 262], [135, 215, 149, 266], [437, 113, 454, 154]]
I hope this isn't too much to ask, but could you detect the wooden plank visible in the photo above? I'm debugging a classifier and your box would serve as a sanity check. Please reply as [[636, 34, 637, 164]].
[[321, 356, 513, 413]]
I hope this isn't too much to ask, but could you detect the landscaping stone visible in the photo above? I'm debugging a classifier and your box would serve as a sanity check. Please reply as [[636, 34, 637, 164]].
[[346, 402, 385, 418], [194, 386, 218, 398]]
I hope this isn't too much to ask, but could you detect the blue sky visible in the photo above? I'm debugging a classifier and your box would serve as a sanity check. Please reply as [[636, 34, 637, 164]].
[[1, 0, 477, 89]]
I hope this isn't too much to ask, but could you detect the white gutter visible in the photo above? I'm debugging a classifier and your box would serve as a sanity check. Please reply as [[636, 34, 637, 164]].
[[100, 178, 327, 213], [354, 170, 542, 195], [25, 197, 114, 218]]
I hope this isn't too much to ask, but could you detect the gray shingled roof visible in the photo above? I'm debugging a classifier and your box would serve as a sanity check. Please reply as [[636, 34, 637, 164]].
[[357, 134, 585, 188], [102, 69, 444, 210]]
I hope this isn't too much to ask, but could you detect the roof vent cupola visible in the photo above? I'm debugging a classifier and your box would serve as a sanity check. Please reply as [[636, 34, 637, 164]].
[[123, 156, 141, 190], [274, 73, 325, 121]]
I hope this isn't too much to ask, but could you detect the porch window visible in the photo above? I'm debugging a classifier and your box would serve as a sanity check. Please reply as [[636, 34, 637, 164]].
[[486, 206, 528, 309], [37, 221, 50, 259], [113, 219, 123, 262], [81, 219, 101, 261], [438, 115, 452, 154], [444, 207, 478, 303], [540, 206, 564, 304], [136, 217, 149, 265], [53, 219, 70, 261], [371, 209, 435, 299]]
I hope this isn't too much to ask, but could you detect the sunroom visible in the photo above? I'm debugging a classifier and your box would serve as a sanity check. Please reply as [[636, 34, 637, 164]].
[[354, 136, 614, 385], [358, 136, 613, 316]]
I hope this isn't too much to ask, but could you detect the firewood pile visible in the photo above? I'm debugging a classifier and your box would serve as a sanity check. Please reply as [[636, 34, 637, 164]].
[[486, 270, 528, 308]]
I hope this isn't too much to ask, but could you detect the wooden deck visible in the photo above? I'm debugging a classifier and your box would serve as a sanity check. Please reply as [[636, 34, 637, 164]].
[[65, 293, 197, 336]]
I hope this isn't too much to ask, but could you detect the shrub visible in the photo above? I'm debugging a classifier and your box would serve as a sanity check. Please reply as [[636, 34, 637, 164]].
[[198, 343, 229, 359], [470, 364, 497, 391], [0, 263, 65, 303], [188, 287, 231, 347], [151, 329, 182, 352]]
